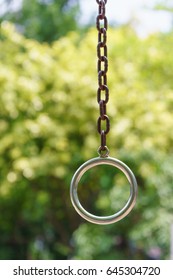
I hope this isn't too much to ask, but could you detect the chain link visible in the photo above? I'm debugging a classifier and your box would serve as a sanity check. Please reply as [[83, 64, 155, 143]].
[[96, 0, 110, 157]]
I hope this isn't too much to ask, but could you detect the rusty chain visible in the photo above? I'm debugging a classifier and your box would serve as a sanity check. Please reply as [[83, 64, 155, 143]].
[[96, 0, 110, 157]]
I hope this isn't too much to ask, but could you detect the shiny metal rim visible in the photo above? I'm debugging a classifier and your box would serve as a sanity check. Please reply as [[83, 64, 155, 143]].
[[70, 157, 138, 225]]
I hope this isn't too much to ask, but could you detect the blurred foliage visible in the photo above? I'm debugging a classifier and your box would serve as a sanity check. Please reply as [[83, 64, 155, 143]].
[[0, 22, 173, 260], [155, 0, 173, 12], [0, 0, 80, 42]]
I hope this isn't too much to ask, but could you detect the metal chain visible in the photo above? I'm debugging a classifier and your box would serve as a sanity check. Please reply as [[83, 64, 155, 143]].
[[96, 0, 110, 157]]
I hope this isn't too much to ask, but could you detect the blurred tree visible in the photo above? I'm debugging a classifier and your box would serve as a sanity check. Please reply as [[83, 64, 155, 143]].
[[0, 0, 80, 42], [0, 22, 173, 260]]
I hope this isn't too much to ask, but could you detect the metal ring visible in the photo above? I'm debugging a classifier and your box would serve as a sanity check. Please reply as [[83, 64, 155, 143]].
[[98, 145, 109, 157], [70, 157, 138, 225]]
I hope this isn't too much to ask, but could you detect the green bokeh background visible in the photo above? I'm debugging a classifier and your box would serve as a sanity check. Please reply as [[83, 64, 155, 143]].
[[0, 0, 173, 260]]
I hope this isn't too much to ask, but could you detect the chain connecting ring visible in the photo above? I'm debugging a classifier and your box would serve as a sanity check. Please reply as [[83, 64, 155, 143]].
[[70, 157, 138, 225], [70, 0, 138, 225]]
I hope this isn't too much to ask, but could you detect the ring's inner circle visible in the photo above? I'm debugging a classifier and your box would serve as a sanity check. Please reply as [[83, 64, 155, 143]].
[[77, 164, 131, 216]]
